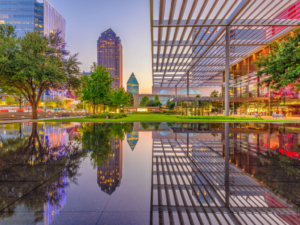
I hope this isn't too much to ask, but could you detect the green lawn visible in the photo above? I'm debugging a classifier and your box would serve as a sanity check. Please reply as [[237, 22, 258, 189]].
[[34, 114, 299, 123]]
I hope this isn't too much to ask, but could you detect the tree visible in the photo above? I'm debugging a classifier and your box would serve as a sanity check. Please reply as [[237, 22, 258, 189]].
[[139, 96, 149, 106], [63, 100, 71, 109], [210, 90, 220, 98], [110, 87, 130, 111], [166, 99, 175, 110], [0, 86, 23, 111], [127, 92, 134, 106], [0, 24, 81, 119], [154, 95, 162, 108], [75, 102, 84, 110], [5, 95, 16, 105], [78, 63, 113, 114], [195, 94, 201, 98], [253, 27, 300, 90], [145, 99, 160, 106]]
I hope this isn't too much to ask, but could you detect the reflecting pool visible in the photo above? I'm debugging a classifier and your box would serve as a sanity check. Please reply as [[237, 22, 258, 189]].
[[0, 122, 300, 224]]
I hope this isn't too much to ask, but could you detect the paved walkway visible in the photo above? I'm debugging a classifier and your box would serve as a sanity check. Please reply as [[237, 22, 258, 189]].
[[0, 116, 85, 124]]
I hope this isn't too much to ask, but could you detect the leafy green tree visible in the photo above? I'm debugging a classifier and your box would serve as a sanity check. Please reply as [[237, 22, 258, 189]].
[[145, 99, 159, 106], [5, 95, 16, 105], [76, 102, 84, 110], [254, 28, 300, 90], [78, 63, 114, 114], [139, 96, 149, 106], [166, 99, 175, 110], [127, 92, 134, 106], [0, 86, 23, 111], [154, 95, 162, 108], [195, 94, 201, 98], [0, 25, 81, 119], [110, 87, 130, 111], [210, 90, 219, 98]]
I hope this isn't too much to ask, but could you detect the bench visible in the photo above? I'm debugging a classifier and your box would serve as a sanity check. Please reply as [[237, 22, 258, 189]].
[[272, 114, 286, 119]]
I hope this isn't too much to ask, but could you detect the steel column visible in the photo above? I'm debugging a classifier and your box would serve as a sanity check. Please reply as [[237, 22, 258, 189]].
[[225, 123, 230, 207], [225, 26, 230, 116], [187, 71, 189, 98], [195, 101, 196, 116], [175, 86, 177, 107]]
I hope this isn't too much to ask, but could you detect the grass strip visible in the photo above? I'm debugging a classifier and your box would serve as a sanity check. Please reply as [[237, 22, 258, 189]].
[[33, 114, 300, 123], [179, 116, 264, 121]]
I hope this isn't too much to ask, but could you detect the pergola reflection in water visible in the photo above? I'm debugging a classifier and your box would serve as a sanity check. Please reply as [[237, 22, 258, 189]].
[[151, 123, 300, 225]]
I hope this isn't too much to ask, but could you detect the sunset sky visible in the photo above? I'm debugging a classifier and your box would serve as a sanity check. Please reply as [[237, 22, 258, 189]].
[[45, 0, 152, 93]]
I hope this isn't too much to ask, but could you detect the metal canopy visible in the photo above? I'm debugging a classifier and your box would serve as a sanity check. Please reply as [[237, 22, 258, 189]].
[[150, 0, 300, 88]]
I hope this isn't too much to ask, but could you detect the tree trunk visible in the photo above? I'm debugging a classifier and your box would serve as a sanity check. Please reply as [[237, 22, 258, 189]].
[[31, 101, 38, 119], [19, 97, 22, 112], [93, 98, 95, 114]]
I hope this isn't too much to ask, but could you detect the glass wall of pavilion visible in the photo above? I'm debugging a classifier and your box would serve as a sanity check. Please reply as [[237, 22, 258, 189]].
[[177, 101, 223, 116], [222, 39, 300, 117]]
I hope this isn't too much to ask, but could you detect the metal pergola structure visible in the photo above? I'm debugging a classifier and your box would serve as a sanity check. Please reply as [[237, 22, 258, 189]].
[[150, 0, 300, 115]]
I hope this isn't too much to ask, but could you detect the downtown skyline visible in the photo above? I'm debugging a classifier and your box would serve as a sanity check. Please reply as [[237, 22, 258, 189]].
[[40, 0, 152, 93]]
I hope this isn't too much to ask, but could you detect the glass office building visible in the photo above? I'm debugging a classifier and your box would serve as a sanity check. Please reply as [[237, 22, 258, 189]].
[[0, 0, 65, 39], [97, 29, 123, 90], [127, 73, 139, 95]]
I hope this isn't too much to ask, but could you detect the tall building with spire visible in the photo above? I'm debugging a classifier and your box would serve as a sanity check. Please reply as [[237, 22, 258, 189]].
[[127, 73, 139, 95], [97, 29, 123, 90]]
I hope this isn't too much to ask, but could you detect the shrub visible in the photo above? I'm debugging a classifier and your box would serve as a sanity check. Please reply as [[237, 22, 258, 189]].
[[163, 110, 177, 115], [103, 112, 110, 118], [89, 114, 106, 119], [152, 111, 162, 114], [131, 111, 150, 114], [111, 114, 123, 119], [118, 113, 126, 117]]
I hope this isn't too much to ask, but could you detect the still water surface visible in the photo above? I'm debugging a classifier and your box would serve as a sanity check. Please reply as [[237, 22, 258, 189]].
[[0, 122, 300, 225]]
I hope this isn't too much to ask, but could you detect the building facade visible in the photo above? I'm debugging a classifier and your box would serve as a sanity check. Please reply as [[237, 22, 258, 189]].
[[97, 29, 123, 90], [127, 73, 139, 95], [0, 0, 65, 38]]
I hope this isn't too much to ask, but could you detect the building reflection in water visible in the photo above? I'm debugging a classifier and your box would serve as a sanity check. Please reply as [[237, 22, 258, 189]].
[[127, 131, 139, 151], [151, 123, 300, 225], [0, 122, 82, 225], [97, 138, 123, 195]]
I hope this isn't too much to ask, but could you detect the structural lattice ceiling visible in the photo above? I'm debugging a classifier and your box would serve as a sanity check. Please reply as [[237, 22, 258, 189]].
[[150, 0, 300, 87]]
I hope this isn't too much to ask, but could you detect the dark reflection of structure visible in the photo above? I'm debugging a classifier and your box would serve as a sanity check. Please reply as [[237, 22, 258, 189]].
[[151, 122, 300, 225], [97, 138, 123, 195], [0, 122, 84, 225]]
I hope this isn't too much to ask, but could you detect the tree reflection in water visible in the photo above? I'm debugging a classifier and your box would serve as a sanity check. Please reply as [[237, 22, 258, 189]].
[[0, 122, 134, 223], [79, 123, 132, 168], [0, 123, 85, 222]]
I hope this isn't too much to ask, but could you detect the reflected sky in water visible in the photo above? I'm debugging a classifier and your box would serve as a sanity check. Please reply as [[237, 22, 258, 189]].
[[0, 122, 300, 224]]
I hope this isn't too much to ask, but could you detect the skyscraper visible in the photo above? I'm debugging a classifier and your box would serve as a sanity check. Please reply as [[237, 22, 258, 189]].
[[127, 73, 139, 95], [0, 0, 66, 39], [97, 29, 123, 90]]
